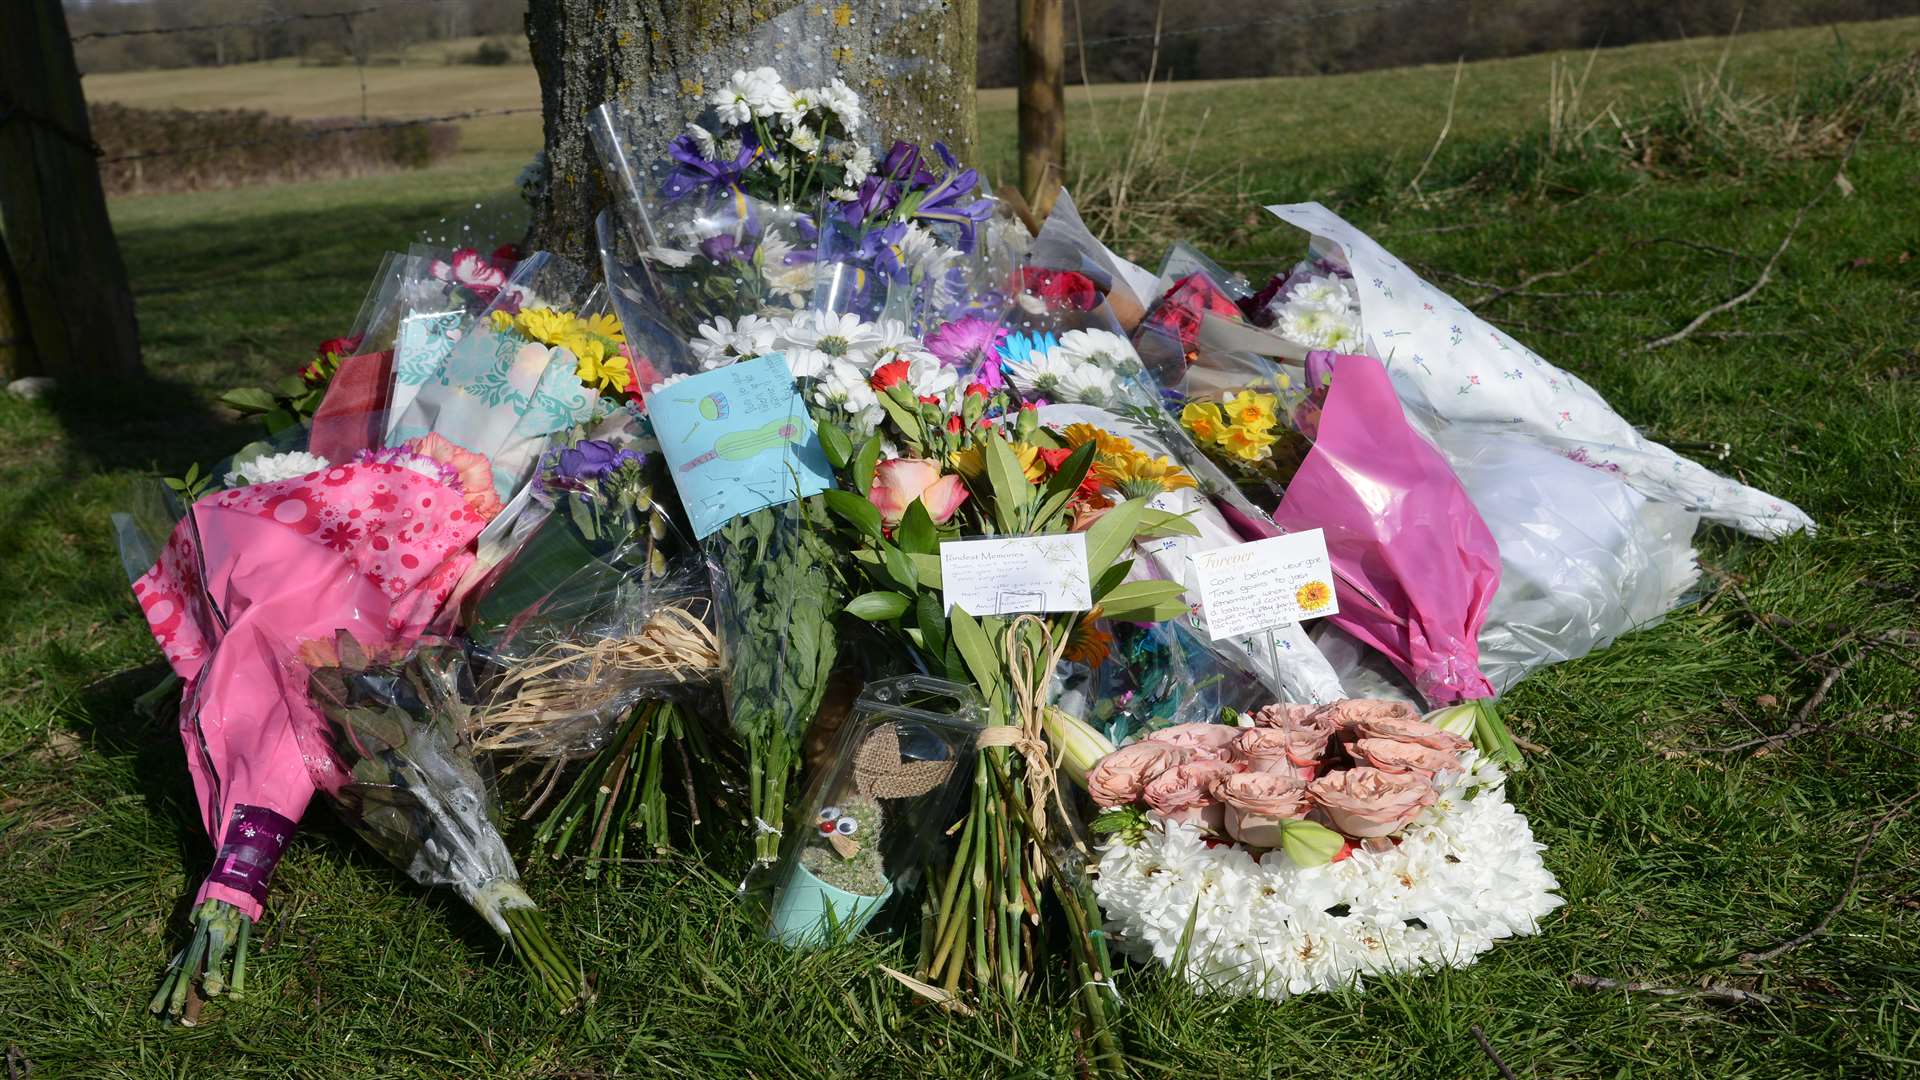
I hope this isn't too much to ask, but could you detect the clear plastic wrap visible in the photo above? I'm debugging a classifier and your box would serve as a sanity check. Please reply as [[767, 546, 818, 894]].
[[760, 676, 983, 947]]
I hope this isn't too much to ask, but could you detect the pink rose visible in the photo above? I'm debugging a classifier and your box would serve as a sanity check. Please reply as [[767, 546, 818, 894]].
[[867, 457, 969, 528], [1086, 742, 1189, 807], [1211, 771, 1310, 848], [1308, 767, 1437, 839], [1348, 737, 1463, 781], [1251, 703, 1330, 731], [1143, 759, 1245, 832], [1233, 727, 1326, 781], [1144, 722, 1244, 762]]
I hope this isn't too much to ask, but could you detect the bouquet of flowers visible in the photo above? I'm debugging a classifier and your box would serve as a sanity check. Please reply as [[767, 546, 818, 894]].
[[1084, 700, 1561, 1000]]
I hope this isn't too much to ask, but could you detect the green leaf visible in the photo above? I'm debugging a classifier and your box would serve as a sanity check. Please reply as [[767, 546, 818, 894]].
[[852, 434, 883, 494], [906, 551, 943, 589], [818, 421, 854, 469], [876, 392, 925, 445], [982, 433, 1032, 534], [947, 606, 1002, 698], [1138, 508, 1202, 538], [822, 489, 883, 541], [218, 387, 278, 414], [1083, 496, 1150, 577], [1097, 579, 1191, 621], [896, 500, 935, 555], [882, 544, 918, 592], [915, 590, 948, 660], [261, 409, 299, 437], [846, 591, 911, 621], [1091, 559, 1134, 602], [1035, 442, 1095, 529]]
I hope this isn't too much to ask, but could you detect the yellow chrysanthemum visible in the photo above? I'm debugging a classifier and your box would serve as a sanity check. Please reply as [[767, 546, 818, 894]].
[[1220, 422, 1279, 462], [579, 312, 625, 345], [949, 440, 1045, 485], [511, 307, 579, 348], [574, 340, 633, 394], [1223, 389, 1279, 429], [1180, 401, 1227, 444], [489, 310, 516, 334], [1098, 449, 1198, 500]]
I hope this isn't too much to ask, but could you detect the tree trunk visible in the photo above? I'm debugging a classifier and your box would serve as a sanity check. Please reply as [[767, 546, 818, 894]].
[[0, 0, 142, 379], [523, 0, 980, 268]]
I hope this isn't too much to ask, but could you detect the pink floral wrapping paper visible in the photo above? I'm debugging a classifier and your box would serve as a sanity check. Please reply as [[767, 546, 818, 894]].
[[132, 460, 484, 918]]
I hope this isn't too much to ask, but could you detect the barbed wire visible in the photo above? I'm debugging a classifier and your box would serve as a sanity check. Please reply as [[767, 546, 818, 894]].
[[1072, 0, 1464, 49], [0, 101, 106, 158], [97, 105, 541, 164], [69, 0, 461, 43]]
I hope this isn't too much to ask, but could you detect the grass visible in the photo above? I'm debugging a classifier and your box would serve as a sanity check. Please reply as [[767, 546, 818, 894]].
[[5, 20, 1920, 1080]]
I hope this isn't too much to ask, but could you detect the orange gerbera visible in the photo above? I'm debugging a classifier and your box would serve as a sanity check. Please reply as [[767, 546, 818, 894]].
[[1063, 615, 1114, 668]]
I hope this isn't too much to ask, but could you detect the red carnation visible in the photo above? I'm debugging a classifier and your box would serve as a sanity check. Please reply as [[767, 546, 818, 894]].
[[946, 414, 963, 434], [870, 360, 912, 391], [964, 382, 990, 399]]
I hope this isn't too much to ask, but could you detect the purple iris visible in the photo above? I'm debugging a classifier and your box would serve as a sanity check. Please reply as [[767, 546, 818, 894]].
[[546, 440, 644, 492], [856, 221, 912, 283], [662, 131, 761, 201]]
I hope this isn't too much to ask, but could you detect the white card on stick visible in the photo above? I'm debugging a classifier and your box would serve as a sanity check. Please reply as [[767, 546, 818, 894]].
[[1191, 530, 1339, 641], [939, 534, 1092, 616]]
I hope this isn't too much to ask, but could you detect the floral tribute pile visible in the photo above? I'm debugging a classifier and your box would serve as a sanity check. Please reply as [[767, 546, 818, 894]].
[[110, 65, 1806, 1066]]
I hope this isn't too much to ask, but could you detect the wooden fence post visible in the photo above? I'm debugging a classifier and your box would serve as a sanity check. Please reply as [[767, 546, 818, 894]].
[[0, 0, 142, 380], [1018, 0, 1065, 221]]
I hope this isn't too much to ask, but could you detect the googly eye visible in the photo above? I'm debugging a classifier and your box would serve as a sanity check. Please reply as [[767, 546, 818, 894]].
[[817, 806, 842, 823], [835, 817, 859, 836]]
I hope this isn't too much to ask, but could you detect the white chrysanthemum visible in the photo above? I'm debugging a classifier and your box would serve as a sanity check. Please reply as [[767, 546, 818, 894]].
[[843, 143, 875, 186], [684, 122, 717, 159], [906, 356, 958, 401], [646, 372, 691, 396], [1286, 273, 1356, 311], [709, 69, 769, 127], [780, 86, 820, 129], [690, 314, 776, 370], [1054, 328, 1139, 373], [811, 358, 883, 432], [787, 125, 821, 155], [819, 77, 864, 132], [1004, 344, 1080, 400], [1056, 362, 1119, 406], [224, 450, 329, 489], [1092, 753, 1563, 1003], [779, 310, 880, 365], [1277, 302, 1364, 351]]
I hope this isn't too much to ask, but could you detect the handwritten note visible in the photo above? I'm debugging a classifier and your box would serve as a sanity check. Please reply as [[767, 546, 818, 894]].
[[939, 534, 1093, 616], [1191, 530, 1338, 641], [648, 354, 834, 539]]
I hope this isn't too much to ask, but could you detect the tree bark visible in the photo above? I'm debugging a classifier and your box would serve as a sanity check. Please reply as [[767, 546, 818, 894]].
[[1017, 0, 1064, 219], [0, 0, 142, 379], [523, 0, 980, 268]]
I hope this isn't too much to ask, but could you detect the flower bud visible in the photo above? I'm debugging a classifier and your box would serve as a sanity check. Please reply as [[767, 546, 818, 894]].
[[1277, 818, 1345, 866], [1042, 706, 1116, 789]]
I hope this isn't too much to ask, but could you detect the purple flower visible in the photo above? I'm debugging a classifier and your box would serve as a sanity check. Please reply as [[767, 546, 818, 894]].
[[925, 316, 1006, 375], [662, 131, 762, 201], [545, 439, 644, 494]]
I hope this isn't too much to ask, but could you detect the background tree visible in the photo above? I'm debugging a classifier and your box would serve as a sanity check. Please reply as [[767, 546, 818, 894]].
[[1, 0, 140, 379], [521, 0, 981, 267]]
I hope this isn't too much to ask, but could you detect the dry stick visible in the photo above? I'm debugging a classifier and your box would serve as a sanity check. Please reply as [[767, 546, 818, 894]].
[[1737, 786, 1920, 965], [1567, 974, 1777, 1007], [1692, 649, 1869, 755], [1643, 128, 1866, 351], [1407, 56, 1465, 205], [1469, 249, 1608, 310], [1470, 1025, 1520, 1080]]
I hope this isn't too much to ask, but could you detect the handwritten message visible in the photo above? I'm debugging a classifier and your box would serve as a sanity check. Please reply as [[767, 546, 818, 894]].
[[939, 534, 1093, 616], [1191, 530, 1338, 641]]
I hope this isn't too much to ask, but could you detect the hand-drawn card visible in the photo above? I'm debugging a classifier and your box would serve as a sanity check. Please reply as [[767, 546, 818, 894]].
[[648, 354, 834, 539]]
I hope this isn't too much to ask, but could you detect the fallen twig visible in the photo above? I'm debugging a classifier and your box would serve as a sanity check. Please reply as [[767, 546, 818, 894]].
[[1643, 129, 1865, 351], [1469, 249, 1609, 310], [1737, 786, 1920, 965], [1569, 974, 1776, 1007], [1470, 1024, 1520, 1080]]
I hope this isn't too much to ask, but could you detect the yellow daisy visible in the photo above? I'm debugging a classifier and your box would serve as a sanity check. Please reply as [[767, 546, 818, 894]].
[[949, 440, 1045, 485], [579, 311, 625, 345], [1098, 449, 1199, 500], [1295, 580, 1333, 610]]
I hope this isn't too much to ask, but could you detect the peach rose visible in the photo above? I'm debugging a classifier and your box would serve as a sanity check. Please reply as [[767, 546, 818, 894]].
[[1251, 703, 1331, 732], [1338, 706, 1472, 754], [1211, 771, 1310, 848], [1143, 759, 1244, 832], [1086, 742, 1189, 807], [1239, 715, 1334, 780], [868, 457, 969, 527], [1307, 767, 1436, 839], [1144, 722, 1244, 762], [1347, 737, 1463, 781]]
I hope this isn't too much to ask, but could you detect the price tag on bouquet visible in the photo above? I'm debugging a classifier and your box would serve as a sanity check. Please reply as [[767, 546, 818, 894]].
[[1190, 530, 1339, 641], [939, 534, 1093, 616], [647, 353, 836, 539]]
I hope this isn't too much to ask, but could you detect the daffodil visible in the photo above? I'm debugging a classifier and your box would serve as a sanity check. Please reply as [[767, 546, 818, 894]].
[[1220, 422, 1279, 462], [1223, 389, 1278, 429], [1180, 401, 1227, 444]]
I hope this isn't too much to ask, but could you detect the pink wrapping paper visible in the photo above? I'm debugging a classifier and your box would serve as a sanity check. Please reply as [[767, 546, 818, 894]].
[[132, 460, 483, 918], [1269, 352, 1502, 705]]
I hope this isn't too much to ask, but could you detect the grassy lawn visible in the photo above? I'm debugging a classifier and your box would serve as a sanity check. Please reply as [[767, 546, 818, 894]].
[[5, 21, 1919, 1079]]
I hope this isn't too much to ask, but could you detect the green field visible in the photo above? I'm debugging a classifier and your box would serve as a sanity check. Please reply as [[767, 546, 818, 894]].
[[5, 19, 1920, 1078]]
